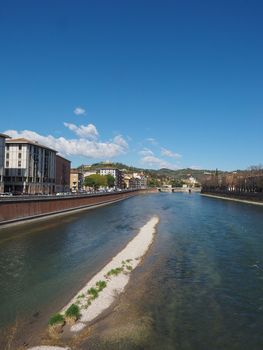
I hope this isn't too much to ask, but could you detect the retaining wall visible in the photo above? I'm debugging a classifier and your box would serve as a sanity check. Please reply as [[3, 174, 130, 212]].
[[0, 190, 140, 225], [201, 190, 263, 203]]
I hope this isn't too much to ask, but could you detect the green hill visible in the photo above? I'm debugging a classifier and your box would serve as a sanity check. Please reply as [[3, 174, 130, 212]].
[[78, 162, 215, 182]]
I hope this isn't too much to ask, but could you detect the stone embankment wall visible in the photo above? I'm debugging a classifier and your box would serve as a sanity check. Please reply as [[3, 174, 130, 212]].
[[201, 190, 263, 203], [0, 190, 141, 225]]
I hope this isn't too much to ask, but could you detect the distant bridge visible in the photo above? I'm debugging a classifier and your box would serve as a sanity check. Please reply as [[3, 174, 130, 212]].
[[157, 186, 201, 193]]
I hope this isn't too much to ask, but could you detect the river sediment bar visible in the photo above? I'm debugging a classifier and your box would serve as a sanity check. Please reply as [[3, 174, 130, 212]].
[[28, 216, 159, 350], [61, 216, 159, 333]]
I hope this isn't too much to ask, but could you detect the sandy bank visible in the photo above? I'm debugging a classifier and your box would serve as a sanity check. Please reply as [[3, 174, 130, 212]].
[[28, 216, 159, 350], [62, 216, 159, 333]]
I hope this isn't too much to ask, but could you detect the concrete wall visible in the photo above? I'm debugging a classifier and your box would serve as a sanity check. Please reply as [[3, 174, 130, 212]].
[[201, 190, 263, 202], [0, 190, 140, 225]]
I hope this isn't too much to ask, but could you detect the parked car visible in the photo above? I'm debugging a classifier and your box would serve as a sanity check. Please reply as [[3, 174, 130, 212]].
[[0, 192, 13, 197], [12, 191, 22, 196]]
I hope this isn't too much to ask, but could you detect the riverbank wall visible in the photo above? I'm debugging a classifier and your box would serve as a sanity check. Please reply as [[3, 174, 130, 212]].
[[201, 191, 263, 205], [0, 190, 143, 226]]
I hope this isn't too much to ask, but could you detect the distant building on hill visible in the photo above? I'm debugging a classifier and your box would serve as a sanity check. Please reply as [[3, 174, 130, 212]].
[[99, 168, 124, 189], [83, 170, 97, 178]]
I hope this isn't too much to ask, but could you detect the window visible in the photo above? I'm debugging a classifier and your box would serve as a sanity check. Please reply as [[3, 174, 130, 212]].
[[18, 160, 21, 167], [6, 144, 9, 150], [18, 153, 22, 159], [18, 169, 21, 176], [6, 160, 9, 167], [6, 152, 9, 159], [19, 144, 22, 150]]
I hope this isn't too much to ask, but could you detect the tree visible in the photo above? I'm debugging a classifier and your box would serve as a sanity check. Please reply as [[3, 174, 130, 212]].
[[84, 174, 107, 190], [106, 174, 115, 187], [171, 179, 183, 187]]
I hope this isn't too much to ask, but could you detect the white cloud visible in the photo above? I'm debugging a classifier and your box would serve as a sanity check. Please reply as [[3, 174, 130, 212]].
[[64, 122, 98, 139], [73, 107, 86, 116], [139, 148, 154, 156], [161, 147, 182, 159], [141, 155, 179, 170], [146, 137, 158, 145], [113, 135, 129, 148], [5, 125, 128, 159]]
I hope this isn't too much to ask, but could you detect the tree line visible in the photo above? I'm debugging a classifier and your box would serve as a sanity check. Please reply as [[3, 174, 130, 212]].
[[201, 166, 263, 193]]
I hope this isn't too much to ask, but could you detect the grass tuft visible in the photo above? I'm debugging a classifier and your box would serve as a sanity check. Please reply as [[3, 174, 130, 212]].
[[107, 267, 124, 276], [65, 304, 81, 320], [88, 287, 99, 299], [96, 280, 107, 291], [48, 313, 65, 326]]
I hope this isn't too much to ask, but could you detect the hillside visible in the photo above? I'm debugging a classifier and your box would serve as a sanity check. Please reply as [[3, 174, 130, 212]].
[[78, 162, 215, 181]]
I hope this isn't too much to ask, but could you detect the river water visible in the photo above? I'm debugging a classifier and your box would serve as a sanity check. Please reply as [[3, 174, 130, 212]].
[[0, 193, 263, 349]]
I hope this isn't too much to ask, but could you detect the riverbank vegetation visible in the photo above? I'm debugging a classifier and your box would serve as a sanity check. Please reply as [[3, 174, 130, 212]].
[[47, 259, 135, 337], [201, 166, 263, 201]]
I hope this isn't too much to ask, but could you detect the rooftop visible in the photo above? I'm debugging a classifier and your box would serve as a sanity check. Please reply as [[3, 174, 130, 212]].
[[6, 138, 57, 153], [56, 154, 71, 163], [0, 133, 10, 138]]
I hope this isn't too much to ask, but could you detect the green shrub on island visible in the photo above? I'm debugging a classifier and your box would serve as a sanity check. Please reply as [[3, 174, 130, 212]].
[[96, 280, 107, 291], [126, 265, 133, 271], [48, 313, 65, 326], [65, 303, 81, 322], [77, 293, 85, 299], [88, 287, 99, 299], [107, 267, 124, 277]]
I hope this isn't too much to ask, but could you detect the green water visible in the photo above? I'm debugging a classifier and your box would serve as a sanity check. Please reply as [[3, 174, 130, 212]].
[[0, 193, 263, 349]]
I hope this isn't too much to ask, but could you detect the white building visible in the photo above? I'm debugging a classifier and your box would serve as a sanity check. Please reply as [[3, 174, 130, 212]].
[[83, 170, 97, 178], [4, 138, 56, 194], [0, 133, 9, 193], [99, 168, 123, 189]]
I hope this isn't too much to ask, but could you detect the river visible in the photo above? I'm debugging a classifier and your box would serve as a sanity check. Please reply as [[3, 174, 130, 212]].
[[0, 193, 263, 349]]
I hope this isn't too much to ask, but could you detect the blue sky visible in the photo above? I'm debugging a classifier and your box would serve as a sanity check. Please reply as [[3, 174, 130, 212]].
[[1, 0, 262, 170]]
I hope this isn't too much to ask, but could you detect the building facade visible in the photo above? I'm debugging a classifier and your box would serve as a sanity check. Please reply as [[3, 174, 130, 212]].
[[0, 133, 9, 193], [128, 175, 147, 189], [4, 138, 56, 194], [70, 169, 83, 192], [55, 155, 71, 193], [99, 168, 124, 189]]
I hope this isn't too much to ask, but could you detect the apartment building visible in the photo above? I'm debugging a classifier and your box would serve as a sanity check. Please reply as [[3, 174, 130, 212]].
[[128, 174, 147, 189], [0, 133, 9, 192], [70, 169, 83, 192], [4, 138, 56, 194], [99, 168, 124, 189], [55, 155, 71, 193]]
